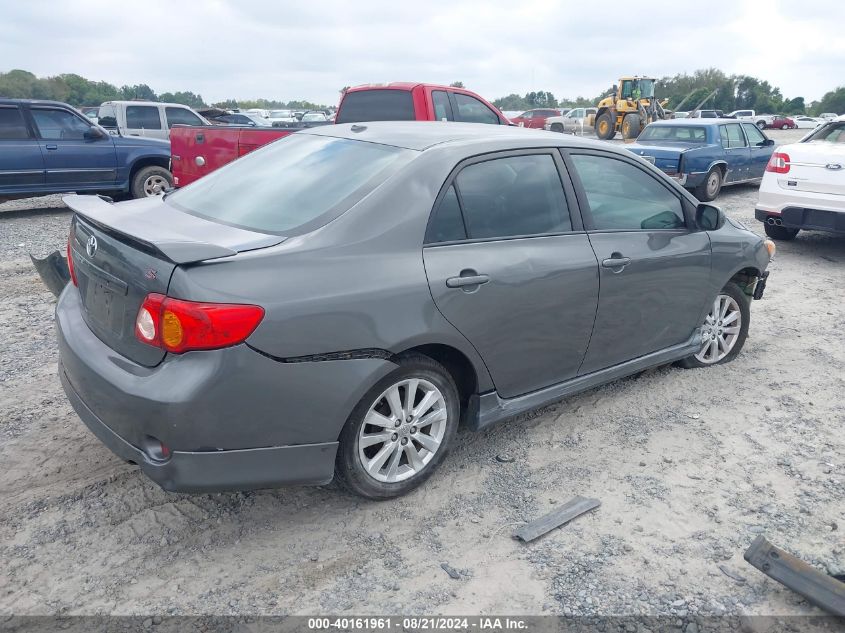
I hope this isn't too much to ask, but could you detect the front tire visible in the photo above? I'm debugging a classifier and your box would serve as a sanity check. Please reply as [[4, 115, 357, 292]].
[[694, 167, 723, 201], [130, 165, 173, 199], [551, 123, 564, 133], [764, 222, 799, 241], [781, 124, 789, 130], [622, 113, 641, 139], [756, 120, 767, 130], [678, 282, 749, 369], [335, 354, 460, 499]]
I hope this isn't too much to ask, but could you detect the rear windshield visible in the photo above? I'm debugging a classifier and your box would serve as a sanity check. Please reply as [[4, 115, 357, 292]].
[[803, 121, 845, 143], [639, 125, 707, 143], [336, 89, 415, 124], [166, 133, 414, 235]]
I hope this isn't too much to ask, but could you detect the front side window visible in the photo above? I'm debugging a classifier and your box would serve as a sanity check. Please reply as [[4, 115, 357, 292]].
[[31, 108, 91, 140], [432, 91, 454, 121], [571, 153, 686, 231], [454, 154, 571, 239], [167, 134, 414, 235], [452, 93, 499, 125], [0, 107, 30, 139], [97, 104, 118, 128], [742, 123, 766, 146], [126, 105, 162, 130], [165, 107, 203, 128]]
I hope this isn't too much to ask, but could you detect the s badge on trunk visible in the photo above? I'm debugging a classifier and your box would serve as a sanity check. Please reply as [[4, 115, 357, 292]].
[[86, 235, 98, 258]]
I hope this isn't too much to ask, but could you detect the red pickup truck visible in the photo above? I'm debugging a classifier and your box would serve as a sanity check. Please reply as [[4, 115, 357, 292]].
[[171, 83, 509, 187]]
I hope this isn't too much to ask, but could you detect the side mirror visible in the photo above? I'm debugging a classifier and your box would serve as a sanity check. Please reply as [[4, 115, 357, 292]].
[[84, 127, 105, 140], [763, 138, 775, 146], [696, 203, 724, 231]]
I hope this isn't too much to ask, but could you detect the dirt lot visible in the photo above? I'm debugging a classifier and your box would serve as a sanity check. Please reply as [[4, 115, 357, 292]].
[[0, 129, 843, 623]]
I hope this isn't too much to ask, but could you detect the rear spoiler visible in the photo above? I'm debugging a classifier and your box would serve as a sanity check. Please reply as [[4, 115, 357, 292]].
[[63, 194, 282, 264]]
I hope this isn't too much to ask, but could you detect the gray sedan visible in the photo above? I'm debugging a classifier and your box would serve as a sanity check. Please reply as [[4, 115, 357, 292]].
[[57, 122, 774, 499]]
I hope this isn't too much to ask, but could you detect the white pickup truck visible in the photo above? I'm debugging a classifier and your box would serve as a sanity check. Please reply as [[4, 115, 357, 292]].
[[728, 110, 774, 130], [97, 101, 209, 140]]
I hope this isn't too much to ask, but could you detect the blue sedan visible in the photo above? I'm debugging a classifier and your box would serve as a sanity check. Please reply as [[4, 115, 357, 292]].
[[626, 119, 776, 201]]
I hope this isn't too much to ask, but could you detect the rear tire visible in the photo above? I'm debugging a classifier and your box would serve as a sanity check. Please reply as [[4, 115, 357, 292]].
[[781, 123, 789, 130], [756, 120, 767, 130], [678, 282, 749, 369], [622, 113, 641, 139], [130, 165, 173, 199], [764, 221, 799, 241], [595, 112, 616, 140], [335, 354, 460, 500], [694, 167, 723, 201]]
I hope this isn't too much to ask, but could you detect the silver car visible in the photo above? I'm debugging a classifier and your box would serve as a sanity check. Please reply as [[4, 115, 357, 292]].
[[57, 122, 773, 499], [544, 107, 597, 134]]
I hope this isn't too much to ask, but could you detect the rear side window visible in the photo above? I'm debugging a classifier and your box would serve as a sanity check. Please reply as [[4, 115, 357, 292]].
[[452, 93, 500, 125], [426, 185, 466, 242], [336, 90, 415, 124], [31, 108, 90, 140], [571, 153, 685, 231], [167, 134, 414, 235], [0, 107, 29, 139], [455, 154, 571, 239], [126, 106, 162, 130], [165, 107, 203, 128]]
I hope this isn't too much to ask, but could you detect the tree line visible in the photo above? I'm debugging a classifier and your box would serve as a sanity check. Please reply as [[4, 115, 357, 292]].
[[2, 68, 842, 116], [490, 69, 843, 116]]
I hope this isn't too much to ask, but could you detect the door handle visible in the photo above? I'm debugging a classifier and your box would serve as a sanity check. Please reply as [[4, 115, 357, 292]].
[[601, 255, 631, 269], [446, 271, 490, 289], [45, 144, 58, 150]]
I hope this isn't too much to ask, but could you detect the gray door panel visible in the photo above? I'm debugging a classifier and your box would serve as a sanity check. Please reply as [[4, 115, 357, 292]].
[[424, 234, 599, 398], [579, 230, 711, 374]]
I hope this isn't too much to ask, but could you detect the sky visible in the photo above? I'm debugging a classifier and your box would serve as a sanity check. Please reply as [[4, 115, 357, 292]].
[[1, 0, 842, 106]]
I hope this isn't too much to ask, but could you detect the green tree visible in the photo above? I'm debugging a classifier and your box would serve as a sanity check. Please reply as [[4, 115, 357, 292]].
[[449, 81, 464, 88], [492, 93, 531, 111], [119, 83, 157, 101], [813, 87, 845, 115], [158, 91, 205, 108]]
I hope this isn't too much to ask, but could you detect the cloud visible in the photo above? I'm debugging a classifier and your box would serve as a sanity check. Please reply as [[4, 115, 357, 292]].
[[0, 0, 840, 105]]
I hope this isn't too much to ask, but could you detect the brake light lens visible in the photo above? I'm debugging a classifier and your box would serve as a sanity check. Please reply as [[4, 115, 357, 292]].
[[766, 152, 790, 174], [135, 293, 264, 353], [67, 232, 78, 287]]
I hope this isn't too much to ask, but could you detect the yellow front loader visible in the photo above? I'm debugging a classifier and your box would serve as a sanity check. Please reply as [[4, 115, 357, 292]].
[[594, 76, 669, 140]]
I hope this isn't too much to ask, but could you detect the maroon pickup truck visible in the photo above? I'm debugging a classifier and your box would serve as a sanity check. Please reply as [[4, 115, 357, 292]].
[[171, 83, 509, 187]]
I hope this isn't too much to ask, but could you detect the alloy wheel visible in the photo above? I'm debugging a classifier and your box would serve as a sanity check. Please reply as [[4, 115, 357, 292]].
[[695, 294, 742, 364], [357, 378, 448, 483], [143, 174, 169, 197]]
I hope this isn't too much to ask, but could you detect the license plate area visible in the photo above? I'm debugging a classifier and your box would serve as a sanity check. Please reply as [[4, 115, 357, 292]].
[[85, 280, 125, 333]]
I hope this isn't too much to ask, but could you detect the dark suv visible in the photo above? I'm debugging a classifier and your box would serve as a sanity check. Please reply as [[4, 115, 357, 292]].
[[0, 99, 172, 202]]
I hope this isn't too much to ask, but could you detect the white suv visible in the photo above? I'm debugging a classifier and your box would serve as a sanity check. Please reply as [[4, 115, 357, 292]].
[[755, 115, 845, 240]]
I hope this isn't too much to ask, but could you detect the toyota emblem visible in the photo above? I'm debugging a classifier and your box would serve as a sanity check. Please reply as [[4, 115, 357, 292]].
[[86, 235, 98, 258]]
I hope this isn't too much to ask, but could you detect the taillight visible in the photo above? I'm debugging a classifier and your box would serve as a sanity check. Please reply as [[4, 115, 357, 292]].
[[135, 293, 264, 354], [766, 152, 790, 174], [67, 232, 78, 287]]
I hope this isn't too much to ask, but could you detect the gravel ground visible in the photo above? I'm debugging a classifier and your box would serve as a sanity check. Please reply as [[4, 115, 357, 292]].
[[0, 130, 843, 625]]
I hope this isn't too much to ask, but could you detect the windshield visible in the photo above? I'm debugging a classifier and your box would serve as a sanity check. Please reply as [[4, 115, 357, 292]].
[[639, 125, 707, 143], [302, 113, 326, 121], [167, 134, 415, 235], [270, 110, 292, 118], [804, 121, 845, 143]]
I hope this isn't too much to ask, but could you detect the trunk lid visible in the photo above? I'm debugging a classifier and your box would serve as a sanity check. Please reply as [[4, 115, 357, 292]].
[[780, 143, 845, 196], [626, 143, 685, 175], [65, 194, 284, 366]]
